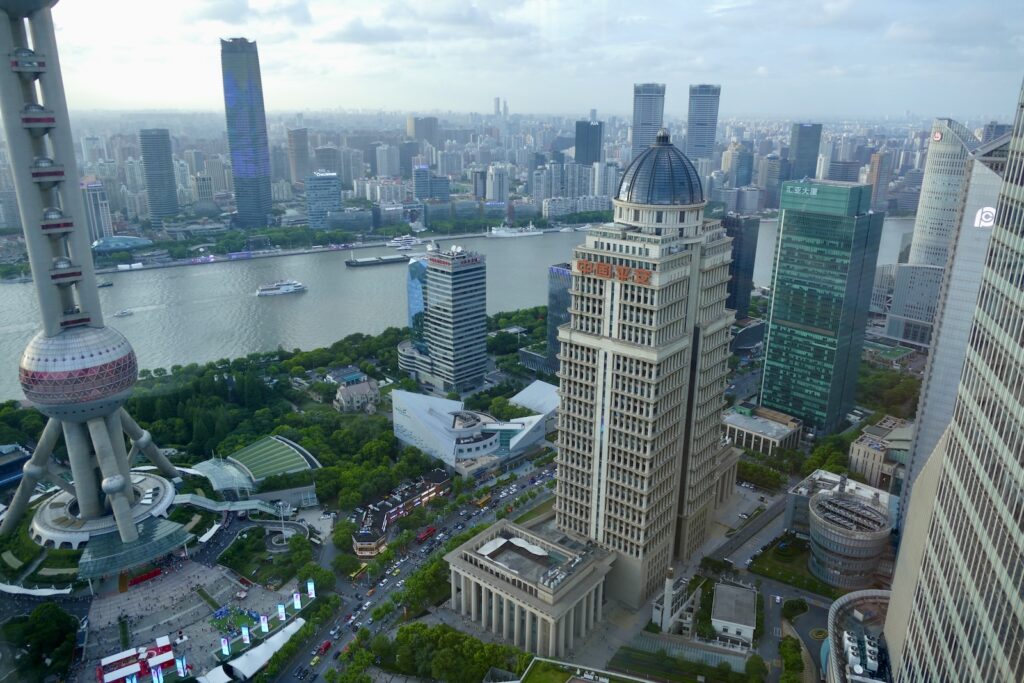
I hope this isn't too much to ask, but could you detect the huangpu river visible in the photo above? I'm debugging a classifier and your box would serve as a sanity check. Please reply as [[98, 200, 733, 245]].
[[0, 217, 915, 400]]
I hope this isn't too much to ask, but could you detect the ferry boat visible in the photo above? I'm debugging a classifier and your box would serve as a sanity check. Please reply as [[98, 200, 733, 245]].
[[488, 221, 543, 238], [97, 280, 114, 288], [345, 254, 411, 267], [558, 226, 575, 233], [386, 235, 423, 248], [256, 280, 307, 296], [113, 309, 133, 317]]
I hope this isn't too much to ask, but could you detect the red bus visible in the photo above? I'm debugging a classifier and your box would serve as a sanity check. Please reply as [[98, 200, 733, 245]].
[[317, 640, 332, 656], [416, 526, 437, 544]]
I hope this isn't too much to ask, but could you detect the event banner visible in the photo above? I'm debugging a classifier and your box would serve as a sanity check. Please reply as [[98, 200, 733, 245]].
[[175, 657, 187, 677], [221, 637, 230, 656], [307, 579, 316, 599], [278, 604, 286, 621], [242, 625, 250, 644], [293, 592, 302, 610], [261, 614, 270, 632]]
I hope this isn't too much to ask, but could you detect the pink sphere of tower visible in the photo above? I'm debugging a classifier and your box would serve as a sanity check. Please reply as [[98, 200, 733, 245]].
[[19, 326, 139, 421]]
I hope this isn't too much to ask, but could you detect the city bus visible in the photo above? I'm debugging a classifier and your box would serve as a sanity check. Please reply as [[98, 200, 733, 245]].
[[349, 563, 368, 581], [474, 494, 492, 508], [415, 526, 437, 544]]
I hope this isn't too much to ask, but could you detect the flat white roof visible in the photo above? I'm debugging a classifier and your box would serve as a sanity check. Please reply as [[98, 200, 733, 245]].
[[723, 410, 795, 441], [511, 380, 559, 416]]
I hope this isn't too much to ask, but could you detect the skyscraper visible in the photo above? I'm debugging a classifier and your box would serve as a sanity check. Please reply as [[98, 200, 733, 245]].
[[630, 83, 666, 159], [0, 1, 180, 556], [407, 256, 428, 353], [375, 144, 399, 178], [425, 248, 487, 393], [574, 120, 604, 165], [760, 180, 883, 434], [221, 38, 272, 228], [826, 160, 861, 182], [885, 119, 981, 348], [313, 146, 340, 175], [686, 84, 721, 161], [287, 128, 310, 185], [485, 163, 509, 201], [866, 151, 893, 212], [556, 130, 737, 608], [305, 171, 341, 230], [722, 213, 759, 318], [883, 82, 1024, 683], [81, 178, 113, 242], [138, 128, 178, 222], [789, 123, 823, 180], [896, 131, 1010, 530], [544, 262, 571, 372]]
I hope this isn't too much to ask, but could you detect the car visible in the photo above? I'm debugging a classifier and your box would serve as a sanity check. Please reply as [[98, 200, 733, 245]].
[[364, 601, 372, 610], [392, 568, 401, 576], [380, 578, 388, 587], [775, 595, 782, 604], [739, 513, 750, 519], [368, 617, 374, 625], [293, 667, 303, 678], [310, 656, 321, 667], [455, 523, 465, 531]]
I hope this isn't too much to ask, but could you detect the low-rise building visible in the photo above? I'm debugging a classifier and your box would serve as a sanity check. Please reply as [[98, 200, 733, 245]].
[[848, 415, 912, 495], [711, 583, 759, 646], [327, 366, 380, 413], [825, 590, 892, 683], [392, 391, 547, 477], [723, 402, 802, 457], [445, 517, 613, 658], [509, 380, 559, 433], [352, 469, 451, 558], [787, 470, 894, 589]]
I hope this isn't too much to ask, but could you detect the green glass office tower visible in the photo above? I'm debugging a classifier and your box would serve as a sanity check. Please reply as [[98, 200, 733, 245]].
[[760, 180, 883, 434]]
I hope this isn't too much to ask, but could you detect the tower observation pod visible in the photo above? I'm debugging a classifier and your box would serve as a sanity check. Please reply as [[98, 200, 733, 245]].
[[0, 1, 180, 552]]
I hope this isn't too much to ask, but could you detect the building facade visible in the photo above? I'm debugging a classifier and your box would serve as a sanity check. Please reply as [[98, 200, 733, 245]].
[[722, 403, 801, 457], [630, 83, 666, 160], [575, 120, 604, 166], [883, 84, 1024, 683], [866, 152, 893, 212], [220, 38, 272, 228], [305, 171, 341, 230], [760, 180, 882, 434], [544, 263, 572, 372], [556, 130, 737, 609], [789, 123, 822, 181], [897, 133, 1010, 529], [138, 128, 178, 223], [81, 179, 113, 242], [685, 84, 721, 161], [722, 213, 759, 318], [486, 164, 510, 202]]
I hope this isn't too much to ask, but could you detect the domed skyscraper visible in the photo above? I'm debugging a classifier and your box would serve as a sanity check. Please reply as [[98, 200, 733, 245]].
[[0, 1, 181, 574], [554, 129, 738, 609]]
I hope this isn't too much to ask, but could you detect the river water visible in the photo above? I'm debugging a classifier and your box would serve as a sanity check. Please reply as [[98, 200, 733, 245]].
[[0, 217, 915, 400]]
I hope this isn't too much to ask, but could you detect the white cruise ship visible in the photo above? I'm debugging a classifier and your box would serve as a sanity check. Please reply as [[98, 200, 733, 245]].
[[386, 235, 423, 248], [256, 280, 307, 296], [488, 221, 543, 238]]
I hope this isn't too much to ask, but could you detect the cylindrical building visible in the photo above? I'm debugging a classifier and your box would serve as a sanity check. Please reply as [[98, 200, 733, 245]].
[[808, 489, 892, 590]]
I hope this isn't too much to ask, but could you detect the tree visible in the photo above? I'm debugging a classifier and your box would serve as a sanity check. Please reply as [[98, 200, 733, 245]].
[[9, 603, 78, 676], [332, 520, 358, 549], [745, 654, 768, 683], [332, 553, 362, 576], [297, 561, 334, 590]]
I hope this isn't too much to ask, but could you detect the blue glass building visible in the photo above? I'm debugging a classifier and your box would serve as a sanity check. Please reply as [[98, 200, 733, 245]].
[[545, 263, 572, 371], [221, 38, 273, 228], [408, 256, 428, 353]]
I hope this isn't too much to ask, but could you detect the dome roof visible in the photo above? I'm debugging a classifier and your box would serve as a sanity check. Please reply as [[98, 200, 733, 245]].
[[617, 129, 703, 206]]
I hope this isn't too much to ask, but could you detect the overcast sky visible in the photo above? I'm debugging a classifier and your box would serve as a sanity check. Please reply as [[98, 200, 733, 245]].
[[52, 0, 1024, 120]]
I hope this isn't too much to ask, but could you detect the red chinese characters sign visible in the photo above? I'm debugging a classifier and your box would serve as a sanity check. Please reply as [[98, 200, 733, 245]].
[[576, 258, 652, 285]]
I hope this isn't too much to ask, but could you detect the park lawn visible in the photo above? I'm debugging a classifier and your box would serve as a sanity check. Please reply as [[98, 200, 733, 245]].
[[218, 527, 293, 588], [521, 660, 572, 683], [515, 497, 555, 524], [748, 538, 843, 600]]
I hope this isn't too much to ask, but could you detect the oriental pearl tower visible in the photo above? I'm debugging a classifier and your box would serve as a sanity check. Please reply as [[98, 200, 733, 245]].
[[0, 0, 179, 549]]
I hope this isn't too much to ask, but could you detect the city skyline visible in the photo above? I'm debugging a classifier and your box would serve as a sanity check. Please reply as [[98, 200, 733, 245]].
[[47, 0, 1023, 119]]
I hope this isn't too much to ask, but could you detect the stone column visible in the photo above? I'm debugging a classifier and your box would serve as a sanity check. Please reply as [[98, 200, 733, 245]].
[[461, 575, 470, 616], [450, 570, 459, 610], [471, 579, 479, 622], [567, 604, 575, 651], [597, 581, 604, 622], [524, 610, 533, 653], [547, 618, 557, 658], [504, 596, 513, 638], [585, 586, 594, 632], [492, 591, 501, 634], [513, 602, 522, 647], [557, 617, 566, 657]]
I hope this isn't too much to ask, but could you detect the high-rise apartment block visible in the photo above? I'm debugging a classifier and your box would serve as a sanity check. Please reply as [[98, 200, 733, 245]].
[[866, 152, 893, 212], [686, 84, 721, 161], [630, 83, 666, 160], [574, 120, 604, 165], [398, 247, 487, 394], [760, 180, 882, 434], [556, 130, 737, 609], [882, 81, 1024, 683], [287, 127, 310, 185], [220, 38, 272, 228], [81, 179, 113, 242], [138, 128, 178, 223], [486, 164, 510, 202], [305, 171, 341, 230], [789, 123, 822, 180], [722, 213, 759, 319]]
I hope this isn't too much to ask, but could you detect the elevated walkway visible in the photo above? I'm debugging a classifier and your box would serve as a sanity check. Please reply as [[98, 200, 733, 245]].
[[172, 494, 278, 516]]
